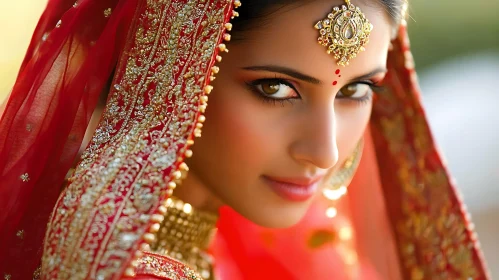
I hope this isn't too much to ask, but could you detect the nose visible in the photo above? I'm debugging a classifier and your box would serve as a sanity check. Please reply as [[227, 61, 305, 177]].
[[289, 103, 339, 170]]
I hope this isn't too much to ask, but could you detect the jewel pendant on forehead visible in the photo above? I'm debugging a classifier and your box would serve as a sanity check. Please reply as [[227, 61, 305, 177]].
[[314, 0, 373, 67]]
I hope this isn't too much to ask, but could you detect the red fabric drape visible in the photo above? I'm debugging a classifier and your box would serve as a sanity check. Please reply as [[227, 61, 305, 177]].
[[0, 0, 138, 278]]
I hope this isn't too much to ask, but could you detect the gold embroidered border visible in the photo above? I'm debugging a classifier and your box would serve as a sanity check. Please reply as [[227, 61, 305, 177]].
[[136, 251, 203, 280], [42, 1, 232, 279], [371, 26, 488, 280]]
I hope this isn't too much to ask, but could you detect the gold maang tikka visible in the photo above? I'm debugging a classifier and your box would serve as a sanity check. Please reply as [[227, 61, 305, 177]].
[[314, 0, 373, 66]]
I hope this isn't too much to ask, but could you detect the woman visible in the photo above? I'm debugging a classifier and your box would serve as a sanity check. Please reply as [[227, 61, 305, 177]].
[[0, 0, 490, 279]]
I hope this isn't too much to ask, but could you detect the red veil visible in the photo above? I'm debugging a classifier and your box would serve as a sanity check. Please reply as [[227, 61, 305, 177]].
[[0, 0, 489, 279]]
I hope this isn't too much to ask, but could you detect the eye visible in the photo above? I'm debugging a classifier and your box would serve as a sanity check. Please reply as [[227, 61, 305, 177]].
[[337, 83, 372, 99], [252, 79, 299, 99]]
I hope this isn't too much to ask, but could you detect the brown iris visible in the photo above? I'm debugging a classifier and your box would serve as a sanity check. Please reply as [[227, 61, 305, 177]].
[[261, 81, 281, 95], [340, 84, 359, 97]]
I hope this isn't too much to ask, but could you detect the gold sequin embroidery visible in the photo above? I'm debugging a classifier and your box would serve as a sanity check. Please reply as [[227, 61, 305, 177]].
[[20, 173, 30, 182], [137, 252, 203, 280], [372, 26, 487, 279], [42, 1, 233, 279], [104, 8, 112, 18]]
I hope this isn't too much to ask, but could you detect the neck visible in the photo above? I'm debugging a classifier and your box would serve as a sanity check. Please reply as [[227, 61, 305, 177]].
[[149, 196, 219, 279], [174, 170, 224, 214]]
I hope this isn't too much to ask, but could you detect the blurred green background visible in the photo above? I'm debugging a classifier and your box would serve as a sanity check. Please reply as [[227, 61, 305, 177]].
[[408, 0, 499, 70]]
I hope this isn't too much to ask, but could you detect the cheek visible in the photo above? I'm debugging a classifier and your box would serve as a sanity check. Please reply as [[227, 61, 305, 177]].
[[335, 102, 372, 163], [192, 84, 277, 183]]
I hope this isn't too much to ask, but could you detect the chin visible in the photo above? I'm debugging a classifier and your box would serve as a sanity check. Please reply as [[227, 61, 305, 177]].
[[232, 203, 310, 229]]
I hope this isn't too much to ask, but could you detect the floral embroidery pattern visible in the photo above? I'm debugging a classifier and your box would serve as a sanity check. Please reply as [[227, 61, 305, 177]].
[[42, 1, 233, 279]]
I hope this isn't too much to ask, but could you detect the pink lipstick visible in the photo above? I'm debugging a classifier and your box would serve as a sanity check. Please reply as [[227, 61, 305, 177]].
[[262, 175, 322, 202]]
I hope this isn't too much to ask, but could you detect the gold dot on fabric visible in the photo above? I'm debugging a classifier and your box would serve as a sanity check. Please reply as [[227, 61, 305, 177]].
[[339, 226, 353, 241], [308, 229, 336, 249], [33, 266, 41, 279], [104, 8, 112, 18], [326, 207, 338, 218], [16, 230, 24, 239], [20, 173, 30, 182]]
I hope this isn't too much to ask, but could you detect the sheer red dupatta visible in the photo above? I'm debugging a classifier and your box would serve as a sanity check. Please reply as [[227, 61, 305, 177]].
[[1, 0, 236, 278], [36, 0, 235, 279], [370, 24, 490, 279], [0, 0, 138, 278], [213, 25, 490, 280]]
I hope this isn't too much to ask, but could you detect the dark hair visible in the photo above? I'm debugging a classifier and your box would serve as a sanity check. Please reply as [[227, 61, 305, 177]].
[[231, 0, 406, 39]]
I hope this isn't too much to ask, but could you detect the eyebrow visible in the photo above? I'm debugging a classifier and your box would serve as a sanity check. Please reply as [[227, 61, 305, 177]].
[[242, 65, 387, 85], [349, 67, 387, 82], [242, 65, 322, 85]]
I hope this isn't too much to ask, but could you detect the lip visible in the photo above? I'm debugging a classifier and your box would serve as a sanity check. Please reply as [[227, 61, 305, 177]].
[[262, 175, 324, 202]]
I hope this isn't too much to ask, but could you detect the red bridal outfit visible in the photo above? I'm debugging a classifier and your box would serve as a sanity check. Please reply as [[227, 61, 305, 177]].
[[0, 0, 490, 279]]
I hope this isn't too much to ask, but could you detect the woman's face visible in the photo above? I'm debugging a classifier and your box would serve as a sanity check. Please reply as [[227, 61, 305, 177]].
[[184, 0, 392, 228]]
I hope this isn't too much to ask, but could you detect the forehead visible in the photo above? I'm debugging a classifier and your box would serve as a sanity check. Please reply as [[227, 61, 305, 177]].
[[231, 1, 392, 80]]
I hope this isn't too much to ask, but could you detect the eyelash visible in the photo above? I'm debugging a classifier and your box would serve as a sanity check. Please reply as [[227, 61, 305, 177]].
[[246, 77, 383, 106], [245, 77, 299, 107], [338, 81, 384, 105]]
